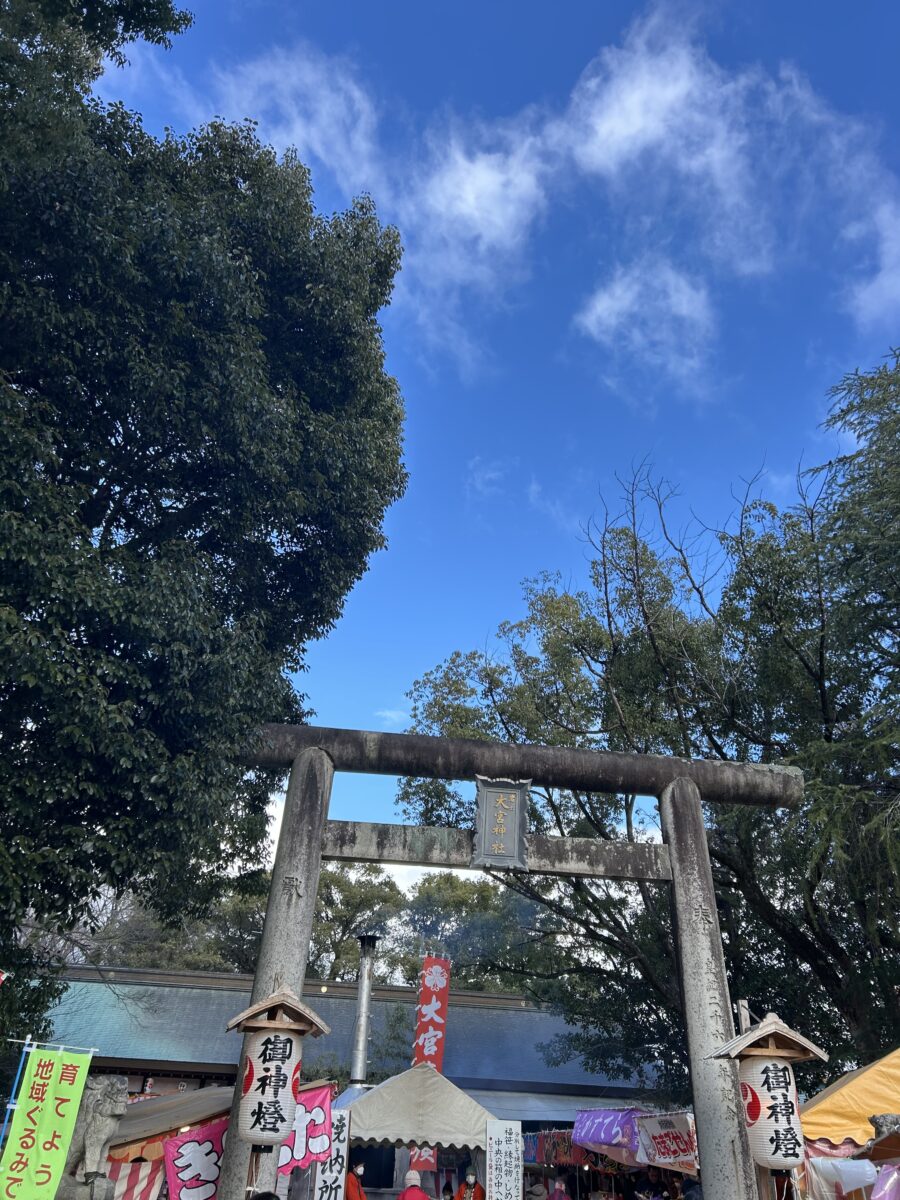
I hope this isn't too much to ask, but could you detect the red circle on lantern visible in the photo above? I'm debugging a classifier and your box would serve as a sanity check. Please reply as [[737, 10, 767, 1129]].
[[292, 1061, 305, 1102], [741, 1081, 762, 1126], [242, 1057, 255, 1097]]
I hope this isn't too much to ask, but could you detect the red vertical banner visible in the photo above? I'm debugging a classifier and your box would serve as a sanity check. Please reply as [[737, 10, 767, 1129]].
[[412, 955, 451, 1071]]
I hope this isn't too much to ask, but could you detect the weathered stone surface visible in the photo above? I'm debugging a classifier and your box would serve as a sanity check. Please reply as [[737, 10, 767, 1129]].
[[659, 778, 757, 1200], [322, 820, 673, 881], [250, 724, 803, 807]]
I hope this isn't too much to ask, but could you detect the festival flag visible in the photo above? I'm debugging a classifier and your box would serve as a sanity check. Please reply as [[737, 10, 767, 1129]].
[[411, 954, 451, 1177], [163, 1115, 228, 1200], [0, 1047, 91, 1200], [412, 955, 451, 1072], [278, 1084, 333, 1176]]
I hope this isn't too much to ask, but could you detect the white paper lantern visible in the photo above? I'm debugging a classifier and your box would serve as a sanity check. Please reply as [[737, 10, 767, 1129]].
[[236, 1028, 302, 1144], [739, 1056, 804, 1169]]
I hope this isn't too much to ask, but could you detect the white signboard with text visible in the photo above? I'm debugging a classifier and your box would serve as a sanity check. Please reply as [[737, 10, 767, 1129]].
[[314, 1109, 350, 1200], [635, 1112, 698, 1174], [486, 1120, 522, 1200]]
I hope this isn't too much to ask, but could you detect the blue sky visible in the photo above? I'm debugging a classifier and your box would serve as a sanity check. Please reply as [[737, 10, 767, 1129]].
[[99, 0, 900, 823]]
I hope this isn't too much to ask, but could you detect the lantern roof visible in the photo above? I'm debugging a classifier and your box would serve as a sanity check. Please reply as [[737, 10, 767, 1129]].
[[710, 1012, 827, 1063], [226, 988, 331, 1037]]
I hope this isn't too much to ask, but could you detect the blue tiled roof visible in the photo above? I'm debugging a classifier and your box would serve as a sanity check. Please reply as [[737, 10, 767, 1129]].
[[49, 972, 639, 1098]]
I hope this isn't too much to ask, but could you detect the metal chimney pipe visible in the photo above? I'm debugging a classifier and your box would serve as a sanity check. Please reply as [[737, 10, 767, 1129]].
[[350, 933, 379, 1085]]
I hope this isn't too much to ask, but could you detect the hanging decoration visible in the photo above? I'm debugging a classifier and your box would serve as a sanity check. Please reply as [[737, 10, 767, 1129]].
[[412, 955, 451, 1072], [739, 1057, 804, 1169]]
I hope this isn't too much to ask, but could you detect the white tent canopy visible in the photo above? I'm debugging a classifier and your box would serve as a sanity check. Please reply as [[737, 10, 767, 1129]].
[[343, 1063, 495, 1150]]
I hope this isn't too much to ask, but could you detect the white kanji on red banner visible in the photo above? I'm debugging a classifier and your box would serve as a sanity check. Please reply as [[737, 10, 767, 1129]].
[[412, 955, 451, 1072]]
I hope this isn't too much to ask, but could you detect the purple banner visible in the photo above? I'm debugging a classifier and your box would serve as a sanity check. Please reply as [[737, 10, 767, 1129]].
[[572, 1109, 643, 1168]]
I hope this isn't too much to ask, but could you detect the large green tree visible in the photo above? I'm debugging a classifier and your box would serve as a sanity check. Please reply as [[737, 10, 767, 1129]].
[[398, 357, 900, 1098], [0, 0, 405, 1037]]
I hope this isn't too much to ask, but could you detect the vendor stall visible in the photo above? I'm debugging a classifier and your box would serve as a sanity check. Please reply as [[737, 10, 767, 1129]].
[[803, 1048, 900, 1153], [800, 1048, 900, 1198], [333, 1063, 498, 1199], [340, 1062, 495, 1149], [573, 1107, 698, 1198]]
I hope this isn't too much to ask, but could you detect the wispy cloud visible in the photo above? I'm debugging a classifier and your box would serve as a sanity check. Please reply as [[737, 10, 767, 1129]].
[[375, 708, 409, 729], [555, 11, 773, 277], [576, 256, 714, 387], [527, 480, 583, 533], [99, 5, 900, 385], [465, 455, 515, 503]]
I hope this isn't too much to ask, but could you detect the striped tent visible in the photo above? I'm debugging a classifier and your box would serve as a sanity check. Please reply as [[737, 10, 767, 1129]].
[[107, 1157, 165, 1200]]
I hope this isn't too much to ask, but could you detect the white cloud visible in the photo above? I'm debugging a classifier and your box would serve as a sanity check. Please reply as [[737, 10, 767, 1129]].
[[394, 121, 549, 357], [375, 708, 409, 729], [102, 41, 382, 200], [577, 256, 714, 385], [465, 455, 514, 502], [208, 45, 383, 198], [411, 129, 547, 276], [99, 7, 900, 382], [846, 198, 900, 329], [554, 12, 773, 276]]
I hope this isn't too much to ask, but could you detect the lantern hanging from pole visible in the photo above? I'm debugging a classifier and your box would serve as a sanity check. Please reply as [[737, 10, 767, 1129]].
[[712, 1011, 828, 1173], [237, 1027, 302, 1145], [227, 988, 330, 1147], [738, 1056, 803, 1169]]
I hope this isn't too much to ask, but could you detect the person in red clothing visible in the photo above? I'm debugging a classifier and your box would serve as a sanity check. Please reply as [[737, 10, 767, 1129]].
[[398, 1170, 432, 1200], [454, 1168, 485, 1200], [346, 1161, 367, 1200]]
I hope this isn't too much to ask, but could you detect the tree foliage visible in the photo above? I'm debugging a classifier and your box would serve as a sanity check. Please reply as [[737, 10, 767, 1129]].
[[398, 358, 900, 1098], [0, 0, 405, 1036], [66, 866, 405, 979]]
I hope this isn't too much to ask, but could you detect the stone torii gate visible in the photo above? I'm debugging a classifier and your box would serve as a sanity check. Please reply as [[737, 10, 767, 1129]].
[[217, 725, 803, 1200]]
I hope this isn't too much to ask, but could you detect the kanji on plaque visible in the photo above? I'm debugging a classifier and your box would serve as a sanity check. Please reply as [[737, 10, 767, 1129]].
[[471, 778, 529, 870], [314, 1109, 349, 1200], [278, 1085, 333, 1175], [163, 1116, 229, 1200], [485, 1120, 522, 1200], [412, 956, 451, 1072], [0, 1047, 91, 1200]]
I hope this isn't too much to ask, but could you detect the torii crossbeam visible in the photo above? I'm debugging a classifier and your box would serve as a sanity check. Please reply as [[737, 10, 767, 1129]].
[[217, 725, 803, 1200]]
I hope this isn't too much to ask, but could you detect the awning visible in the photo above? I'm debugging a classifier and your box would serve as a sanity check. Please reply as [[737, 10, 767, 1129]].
[[111, 1087, 233, 1146], [802, 1047, 900, 1147], [464, 1091, 616, 1124], [343, 1062, 496, 1149]]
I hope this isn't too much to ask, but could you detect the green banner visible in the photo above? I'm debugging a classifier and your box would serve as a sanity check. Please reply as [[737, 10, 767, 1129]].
[[1, 1048, 91, 1200]]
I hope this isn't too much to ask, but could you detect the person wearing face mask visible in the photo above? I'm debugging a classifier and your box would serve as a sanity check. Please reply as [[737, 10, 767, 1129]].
[[346, 1159, 367, 1200], [454, 1168, 485, 1200]]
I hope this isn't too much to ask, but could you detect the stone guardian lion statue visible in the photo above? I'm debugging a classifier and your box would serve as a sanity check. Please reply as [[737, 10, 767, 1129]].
[[57, 1074, 129, 1200]]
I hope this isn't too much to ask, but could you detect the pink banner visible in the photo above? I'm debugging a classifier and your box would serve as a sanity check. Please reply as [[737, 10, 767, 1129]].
[[278, 1085, 333, 1176], [163, 1116, 228, 1200]]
